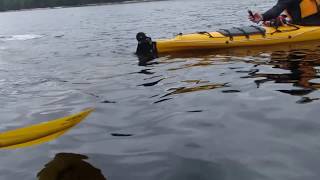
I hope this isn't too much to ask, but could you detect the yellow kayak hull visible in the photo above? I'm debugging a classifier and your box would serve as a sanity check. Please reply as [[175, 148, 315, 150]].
[[156, 25, 320, 54], [0, 108, 94, 149]]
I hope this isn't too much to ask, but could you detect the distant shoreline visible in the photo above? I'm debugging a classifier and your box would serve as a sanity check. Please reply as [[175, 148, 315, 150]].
[[0, 0, 162, 13]]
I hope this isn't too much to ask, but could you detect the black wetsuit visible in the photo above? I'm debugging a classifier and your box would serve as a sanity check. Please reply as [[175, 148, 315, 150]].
[[263, 0, 320, 25]]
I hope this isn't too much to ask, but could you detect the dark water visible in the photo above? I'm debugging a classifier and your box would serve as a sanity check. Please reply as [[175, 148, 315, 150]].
[[1, 0, 320, 179]]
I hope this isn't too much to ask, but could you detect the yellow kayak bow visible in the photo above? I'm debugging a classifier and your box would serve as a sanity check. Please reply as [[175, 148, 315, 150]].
[[0, 108, 94, 149]]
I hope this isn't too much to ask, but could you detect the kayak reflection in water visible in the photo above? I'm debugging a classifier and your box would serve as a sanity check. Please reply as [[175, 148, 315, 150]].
[[37, 153, 106, 180], [244, 48, 320, 103], [249, 0, 320, 26]]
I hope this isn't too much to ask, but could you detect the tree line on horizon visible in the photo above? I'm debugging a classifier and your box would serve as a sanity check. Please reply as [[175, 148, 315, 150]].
[[0, 0, 129, 11]]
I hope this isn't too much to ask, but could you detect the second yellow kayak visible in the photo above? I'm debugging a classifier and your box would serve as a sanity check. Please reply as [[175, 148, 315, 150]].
[[0, 108, 94, 149]]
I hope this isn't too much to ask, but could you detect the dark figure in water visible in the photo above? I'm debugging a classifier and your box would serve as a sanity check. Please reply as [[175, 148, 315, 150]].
[[136, 32, 158, 65]]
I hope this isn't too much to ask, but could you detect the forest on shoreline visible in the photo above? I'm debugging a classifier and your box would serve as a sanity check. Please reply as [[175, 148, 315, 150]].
[[0, 0, 141, 11]]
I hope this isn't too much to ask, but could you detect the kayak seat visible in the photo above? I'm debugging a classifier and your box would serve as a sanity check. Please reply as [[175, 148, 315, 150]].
[[217, 26, 266, 38]]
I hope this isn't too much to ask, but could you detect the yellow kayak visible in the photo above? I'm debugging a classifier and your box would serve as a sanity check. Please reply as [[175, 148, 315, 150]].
[[0, 108, 94, 149], [136, 25, 320, 57]]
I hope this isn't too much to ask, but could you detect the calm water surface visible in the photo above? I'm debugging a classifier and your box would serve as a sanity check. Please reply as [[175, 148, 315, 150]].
[[1, 0, 320, 179]]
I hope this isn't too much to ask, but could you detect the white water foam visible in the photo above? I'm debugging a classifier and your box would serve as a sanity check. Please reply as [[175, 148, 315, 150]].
[[0, 34, 43, 41]]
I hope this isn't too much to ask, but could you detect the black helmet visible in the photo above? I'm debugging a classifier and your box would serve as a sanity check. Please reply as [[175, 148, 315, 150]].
[[136, 32, 147, 41]]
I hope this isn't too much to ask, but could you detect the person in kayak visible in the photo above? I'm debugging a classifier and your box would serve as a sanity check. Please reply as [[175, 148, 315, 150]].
[[249, 0, 320, 26]]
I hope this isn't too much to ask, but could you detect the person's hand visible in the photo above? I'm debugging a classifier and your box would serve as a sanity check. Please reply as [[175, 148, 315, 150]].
[[249, 12, 263, 23]]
